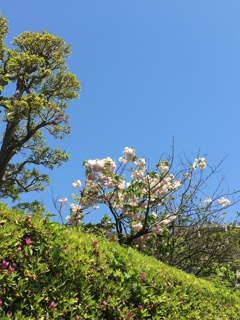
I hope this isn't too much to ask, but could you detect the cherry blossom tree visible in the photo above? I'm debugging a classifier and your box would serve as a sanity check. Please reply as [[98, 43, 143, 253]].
[[58, 147, 239, 252]]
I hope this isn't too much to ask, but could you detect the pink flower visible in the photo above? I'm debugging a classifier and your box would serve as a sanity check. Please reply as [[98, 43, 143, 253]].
[[26, 215, 31, 221], [17, 247, 22, 252], [8, 265, 15, 274], [1, 260, 9, 269], [25, 238, 31, 245], [7, 311, 12, 317], [49, 301, 55, 309], [139, 272, 146, 281], [0, 300, 2, 305], [126, 312, 133, 319], [92, 240, 98, 247], [102, 301, 107, 307], [76, 316, 80, 320], [138, 305, 143, 310]]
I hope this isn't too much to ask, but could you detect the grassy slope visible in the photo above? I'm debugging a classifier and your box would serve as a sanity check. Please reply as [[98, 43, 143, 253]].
[[0, 202, 240, 319]]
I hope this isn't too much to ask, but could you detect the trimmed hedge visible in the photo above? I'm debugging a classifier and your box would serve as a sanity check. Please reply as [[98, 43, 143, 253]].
[[0, 203, 240, 319]]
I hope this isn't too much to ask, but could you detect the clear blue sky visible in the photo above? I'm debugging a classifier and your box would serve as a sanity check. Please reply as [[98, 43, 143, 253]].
[[1, 1, 240, 222]]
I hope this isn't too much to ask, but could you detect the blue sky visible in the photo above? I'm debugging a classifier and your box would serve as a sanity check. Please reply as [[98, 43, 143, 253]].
[[1, 1, 240, 222]]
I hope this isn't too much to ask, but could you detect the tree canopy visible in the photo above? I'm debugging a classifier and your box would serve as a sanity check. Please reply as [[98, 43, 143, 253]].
[[0, 15, 80, 201]]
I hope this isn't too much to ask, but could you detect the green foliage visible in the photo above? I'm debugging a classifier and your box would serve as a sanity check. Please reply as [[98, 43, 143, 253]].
[[0, 14, 80, 201], [0, 203, 240, 319], [204, 263, 237, 290], [143, 222, 240, 284]]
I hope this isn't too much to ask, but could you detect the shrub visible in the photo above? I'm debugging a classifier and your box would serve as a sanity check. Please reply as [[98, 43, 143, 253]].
[[0, 203, 240, 319]]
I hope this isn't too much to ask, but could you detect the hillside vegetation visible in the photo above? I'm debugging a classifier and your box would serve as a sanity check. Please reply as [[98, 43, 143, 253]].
[[0, 203, 240, 319]]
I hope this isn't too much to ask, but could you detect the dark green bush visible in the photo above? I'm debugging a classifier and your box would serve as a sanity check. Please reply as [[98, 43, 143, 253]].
[[0, 203, 240, 319]]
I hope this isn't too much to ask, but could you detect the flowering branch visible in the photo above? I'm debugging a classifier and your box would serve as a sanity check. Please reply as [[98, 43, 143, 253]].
[[59, 147, 237, 248]]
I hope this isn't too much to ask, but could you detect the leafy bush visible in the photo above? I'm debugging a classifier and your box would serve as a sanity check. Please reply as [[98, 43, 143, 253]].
[[0, 203, 240, 319]]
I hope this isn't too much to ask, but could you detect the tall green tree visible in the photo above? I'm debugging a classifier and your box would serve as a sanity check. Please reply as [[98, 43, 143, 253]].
[[0, 15, 80, 200]]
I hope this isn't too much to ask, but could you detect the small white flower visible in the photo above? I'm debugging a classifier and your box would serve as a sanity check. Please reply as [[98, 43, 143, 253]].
[[134, 158, 146, 172], [119, 147, 135, 164], [191, 159, 199, 170], [198, 158, 207, 170], [70, 204, 82, 213], [157, 162, 169, 174], [160, 165, 169, 173], [217, 197, 230, 207], [151, 212, 157, 218], [72, 180, 81, 188], [184, 172, 191, 180], [173, 180, 181, 190], [204, 197, 212, 203], [58, 197, 68, 202], [191, 157, 207, 170]]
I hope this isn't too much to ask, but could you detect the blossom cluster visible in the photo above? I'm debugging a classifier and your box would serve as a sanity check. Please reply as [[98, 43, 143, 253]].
[[191, 157, 207, 170], [204, 196, 231, 207], [119, 147, 135, 164], [78, 149, 184, 245], [217, 197, 231, 207], [1, 260, 15, 274]]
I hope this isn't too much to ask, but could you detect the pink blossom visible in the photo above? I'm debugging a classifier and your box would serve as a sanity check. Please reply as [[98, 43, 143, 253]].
[[217, 197, 230, 207], [25, 238, 32, 245], [17, 247, 22, 252], [119, 147, 135, 164], [49, 301, 55, 309], [8, 265, 15, 274], [72, 180, 81, 188], [7, 311, 12, 317], [158, 164, 169, 173], [85, 159, 104, 172], [159, 219, 171, 226], [1, 260, 9, 269], [139, 272, 146, 281], [76, 316, 80, 320], [103, 157, 116, 173], [132, 222, 143, 233], [151, 225, 163, 235], [102, 301, 107, 307], [92, 240, 98, 247]]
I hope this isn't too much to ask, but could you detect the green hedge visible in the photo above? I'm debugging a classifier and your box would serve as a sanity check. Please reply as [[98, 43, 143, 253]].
[[0, 203, 240, 319]]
